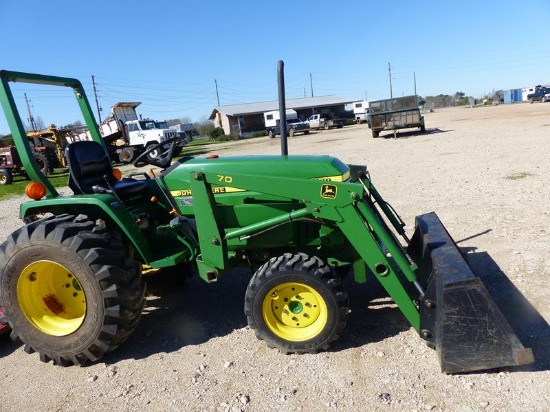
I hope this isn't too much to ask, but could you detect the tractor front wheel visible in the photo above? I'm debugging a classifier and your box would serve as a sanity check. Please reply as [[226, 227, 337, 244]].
[[0, 214, 145, 366], [244, 253, 349, 353]]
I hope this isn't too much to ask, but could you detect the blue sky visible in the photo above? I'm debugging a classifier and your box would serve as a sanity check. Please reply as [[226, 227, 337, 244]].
[[1, 0, 549, 135]]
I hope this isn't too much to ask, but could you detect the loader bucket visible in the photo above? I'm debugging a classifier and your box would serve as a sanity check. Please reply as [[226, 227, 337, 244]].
[[408, 212, 534, 373]]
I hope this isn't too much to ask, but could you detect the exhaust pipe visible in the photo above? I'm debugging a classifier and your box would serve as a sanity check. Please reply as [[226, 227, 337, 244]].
[[409, 212, 534, 373]]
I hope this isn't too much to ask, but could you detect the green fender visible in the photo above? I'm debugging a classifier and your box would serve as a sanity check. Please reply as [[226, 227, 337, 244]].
[[20, 194, 153, 263]]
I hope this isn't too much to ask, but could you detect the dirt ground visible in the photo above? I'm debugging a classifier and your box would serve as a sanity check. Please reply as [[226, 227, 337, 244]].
[[0, 103, 549, 411]]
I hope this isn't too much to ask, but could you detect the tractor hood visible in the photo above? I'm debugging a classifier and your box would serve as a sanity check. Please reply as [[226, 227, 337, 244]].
[[163, 155, 351, 189]]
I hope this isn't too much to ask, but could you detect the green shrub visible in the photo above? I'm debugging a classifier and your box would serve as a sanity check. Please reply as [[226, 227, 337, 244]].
[[207, 127, 225, 139], [251, 131, 267, 138]]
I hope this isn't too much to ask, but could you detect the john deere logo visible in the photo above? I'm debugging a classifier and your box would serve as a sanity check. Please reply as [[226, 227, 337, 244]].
[[321, 184, 337, 199]]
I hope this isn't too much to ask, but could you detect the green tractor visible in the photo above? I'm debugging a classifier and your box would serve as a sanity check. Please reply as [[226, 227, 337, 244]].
[[0, 70, 533, 373]]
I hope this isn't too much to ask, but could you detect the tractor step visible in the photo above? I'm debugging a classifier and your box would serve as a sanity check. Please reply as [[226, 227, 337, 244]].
[[408, 212, 534, 373]]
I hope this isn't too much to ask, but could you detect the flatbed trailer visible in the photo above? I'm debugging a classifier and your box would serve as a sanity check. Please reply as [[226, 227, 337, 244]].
[[369, 95, 425, 138]]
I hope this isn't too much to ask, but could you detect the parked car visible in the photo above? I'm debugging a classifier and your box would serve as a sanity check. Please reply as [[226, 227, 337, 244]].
[[266, 117, 310, 138], [307, 114, 345, 130], [527, 86, 550, 103], [542, 93, 550, 103]]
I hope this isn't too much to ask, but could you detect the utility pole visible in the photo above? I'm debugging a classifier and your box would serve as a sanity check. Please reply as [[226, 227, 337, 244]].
[[24, 93, 37, 131], [215, 79, 220, 106], [414, 72, 417, 96], [388, 63, 396, 138], [388, 63, 393, 101], [309, 72, 314, 97], [91, 75, 102, 123]]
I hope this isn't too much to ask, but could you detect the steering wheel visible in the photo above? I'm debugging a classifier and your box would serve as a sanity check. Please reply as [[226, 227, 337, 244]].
[[133, 136, 180, 168]]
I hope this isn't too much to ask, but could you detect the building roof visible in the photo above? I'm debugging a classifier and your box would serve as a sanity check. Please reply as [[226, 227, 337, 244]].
[[209, 95, 355, 119]]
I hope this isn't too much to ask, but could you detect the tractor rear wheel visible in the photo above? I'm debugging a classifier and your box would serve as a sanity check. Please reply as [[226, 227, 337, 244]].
[[0, 214, 145, 366], [244, 253, 349, 353], [0, 168, 13, 185], [45, 149, 58, 172], [32, 151, 51, 176]]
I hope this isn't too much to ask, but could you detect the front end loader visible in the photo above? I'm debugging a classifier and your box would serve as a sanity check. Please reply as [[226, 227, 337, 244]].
[[0, 69, 533, 373]]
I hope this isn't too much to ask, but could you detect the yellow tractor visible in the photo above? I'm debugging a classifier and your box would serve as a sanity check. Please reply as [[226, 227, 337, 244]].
[[26, 124, 70, 170]]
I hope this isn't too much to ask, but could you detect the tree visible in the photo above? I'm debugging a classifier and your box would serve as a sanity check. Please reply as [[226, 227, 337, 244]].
[[195, 116, 216, 137], [26, 115, 46, 131], [167, 116, 193, 127], [422, 93, 472, 108], [167, 118, 181, 127]]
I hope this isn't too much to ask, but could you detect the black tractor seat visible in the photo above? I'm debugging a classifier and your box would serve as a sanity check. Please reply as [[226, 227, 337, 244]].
[[65, 140, 147, 198]]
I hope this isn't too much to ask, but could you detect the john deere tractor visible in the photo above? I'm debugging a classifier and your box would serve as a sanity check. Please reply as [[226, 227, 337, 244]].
[[0, 69, 533, 373]]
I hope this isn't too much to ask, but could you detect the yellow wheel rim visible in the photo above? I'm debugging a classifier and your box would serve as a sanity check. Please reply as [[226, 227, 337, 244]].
[[17, 260, 86, 336], [262, 282, 327, 342]]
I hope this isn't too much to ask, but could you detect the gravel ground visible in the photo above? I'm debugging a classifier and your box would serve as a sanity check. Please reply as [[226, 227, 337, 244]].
[[0, 103, 549, 411]]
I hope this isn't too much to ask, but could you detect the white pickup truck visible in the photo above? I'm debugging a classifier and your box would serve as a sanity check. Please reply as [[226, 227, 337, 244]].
[[306, 114, 345, 130], [353, 101, 371, 125]]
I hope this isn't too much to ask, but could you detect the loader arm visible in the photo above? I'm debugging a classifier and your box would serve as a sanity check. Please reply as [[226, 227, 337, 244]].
[[187, 165, 533, 373], [188, 168, 422, 330]]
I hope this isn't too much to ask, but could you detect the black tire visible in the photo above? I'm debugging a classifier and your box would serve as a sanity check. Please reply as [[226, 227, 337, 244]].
[[289, 129, 295, 137], [372, 130, 380, 138], [145, 142, 160, 161], [0, 214, 145, 366], [244, 253, 349, 354], [0, 168, 13, 185], [324, 123, 330, 130], [45, 150, 58, 172], [304, 130, 310, 135], [118, 147, 136, 163], [268, 130, 276, 139], [32, 151, 51, 176]]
